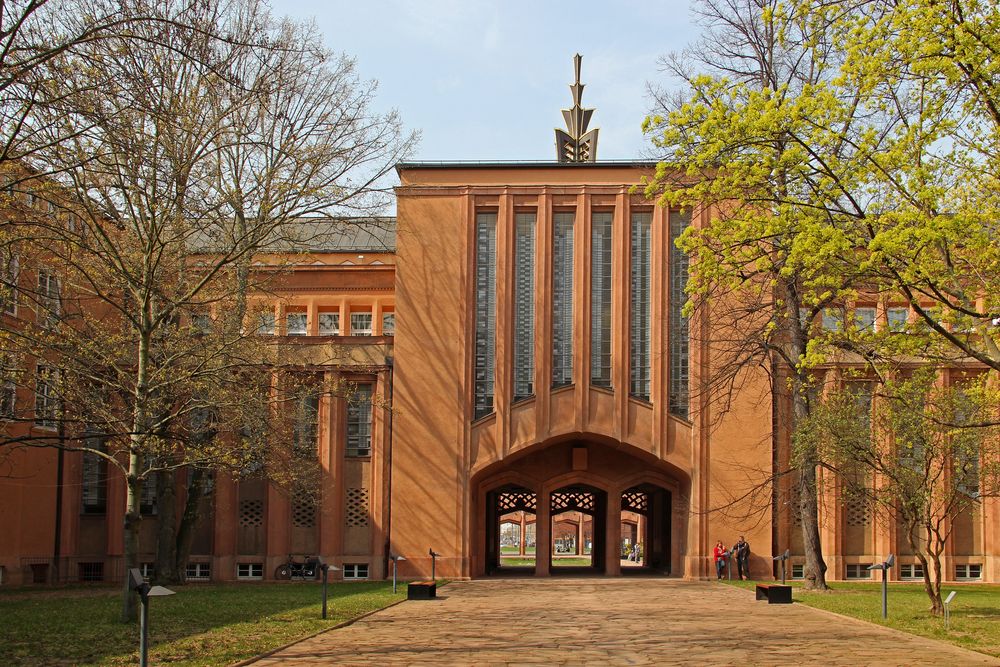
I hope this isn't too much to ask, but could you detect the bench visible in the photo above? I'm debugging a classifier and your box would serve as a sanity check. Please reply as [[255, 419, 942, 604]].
[[407, 580, 437, 600], [755, 584, 792, 604]]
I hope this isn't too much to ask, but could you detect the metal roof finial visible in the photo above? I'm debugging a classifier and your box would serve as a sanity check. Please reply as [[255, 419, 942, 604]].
[[555, 54, 599, 162]]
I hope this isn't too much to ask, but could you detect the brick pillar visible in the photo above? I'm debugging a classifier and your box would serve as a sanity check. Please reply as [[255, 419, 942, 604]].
[[535, 491, 551, 576], [606, 491, 622, 576]]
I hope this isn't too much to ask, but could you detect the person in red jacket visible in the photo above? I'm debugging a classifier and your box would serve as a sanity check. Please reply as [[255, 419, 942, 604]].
[[713, 540, 728, 579]]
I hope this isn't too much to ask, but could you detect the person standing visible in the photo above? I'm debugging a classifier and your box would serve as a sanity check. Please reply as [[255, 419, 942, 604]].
[[734, 535, 751, 580], [713, 540, 727, 579]]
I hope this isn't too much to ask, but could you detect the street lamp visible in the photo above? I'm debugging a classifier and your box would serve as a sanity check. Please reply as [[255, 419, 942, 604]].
[[867, 554, 895, 619], [315, 557, 341, 620], [772, 549, 791, 584], [944, 590, 957, 630], [389, 554, 407, 594], [128, 568, 175, 667]]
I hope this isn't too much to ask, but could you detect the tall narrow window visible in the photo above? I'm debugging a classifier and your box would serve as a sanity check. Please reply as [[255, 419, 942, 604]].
[[474, 212, 497, 417], [630, 212, 652, 400], [513, 213, 535, 400], [668, 210, 690, 418], [34, 365, 58, 429], [346, 383, 373, 457], [552, 212, 574, 387], [293, 392, 319, 458], [591, 212, 612, 387], [81, 437, 107, 514], [1, 251, 18, 316], [37, 268, 59, 327], [140, 463, 157, 515]]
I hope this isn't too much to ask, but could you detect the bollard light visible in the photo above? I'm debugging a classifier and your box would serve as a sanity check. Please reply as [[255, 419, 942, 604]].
[[129, 568, 175, 667], [428, 548, 440, 581], [944, 590, 957, 630], [867, 554, 895, 619], [315, 557, 341, 620], [771, 549, 790, 584], [389, 554, 407, 594]]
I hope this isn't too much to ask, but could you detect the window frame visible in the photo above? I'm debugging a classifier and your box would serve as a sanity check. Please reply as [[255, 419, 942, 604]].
[[319, 311, 340, 336]]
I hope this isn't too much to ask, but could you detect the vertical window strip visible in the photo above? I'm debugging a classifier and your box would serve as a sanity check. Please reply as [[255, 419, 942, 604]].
[[81, 437, 107, 514], [630, 212, 652, 400], [474, 213, 497, 418], [552, 212, 575, 387], [513, 213, 535, 400], [590, 212, 613, 387], [346, 383, 373, 456], [668, 210, 690, 418]]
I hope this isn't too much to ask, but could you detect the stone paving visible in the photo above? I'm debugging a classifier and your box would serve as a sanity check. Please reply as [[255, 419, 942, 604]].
[[250, 578, 999, 666]]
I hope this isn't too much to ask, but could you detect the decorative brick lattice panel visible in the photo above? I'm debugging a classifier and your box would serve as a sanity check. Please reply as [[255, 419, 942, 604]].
[[239, 499, 264, 528], [345, 488, 369, 528], [498, 488, 536, 513], [292, 493, 316, 528], [551, 489, 595, 514], [621, 489, 649, 515], [845, 496, 871, 527]]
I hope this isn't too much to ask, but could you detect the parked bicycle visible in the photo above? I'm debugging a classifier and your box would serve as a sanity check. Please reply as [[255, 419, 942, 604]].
[[274, 554, 321, 581]]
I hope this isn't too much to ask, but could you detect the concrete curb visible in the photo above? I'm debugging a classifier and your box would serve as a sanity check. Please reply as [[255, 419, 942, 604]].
[[228, 582, 452, 667]]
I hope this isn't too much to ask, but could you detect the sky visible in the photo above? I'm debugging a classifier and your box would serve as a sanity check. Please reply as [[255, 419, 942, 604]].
[[269, 0, 697, 162]]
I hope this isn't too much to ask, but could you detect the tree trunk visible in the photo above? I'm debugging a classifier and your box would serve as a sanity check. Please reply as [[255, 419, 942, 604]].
[[120, 459, 142, 623], [154, 468, 178, 584], [172, 467, 209, 584]]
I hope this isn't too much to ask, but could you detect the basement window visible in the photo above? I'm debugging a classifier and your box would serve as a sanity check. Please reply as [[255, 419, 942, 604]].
[[343, 563, 368, 580]]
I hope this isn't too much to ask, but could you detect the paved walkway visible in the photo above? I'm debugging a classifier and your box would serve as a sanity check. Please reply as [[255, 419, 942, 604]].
[[251, 578, 998, 666]]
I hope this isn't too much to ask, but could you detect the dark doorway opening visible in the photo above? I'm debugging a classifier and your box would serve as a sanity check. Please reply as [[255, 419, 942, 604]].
[[620, 484, 672, 574]]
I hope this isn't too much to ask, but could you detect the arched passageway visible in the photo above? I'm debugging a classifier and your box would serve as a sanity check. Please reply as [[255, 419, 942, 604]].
[[475, 438, 688, 578]]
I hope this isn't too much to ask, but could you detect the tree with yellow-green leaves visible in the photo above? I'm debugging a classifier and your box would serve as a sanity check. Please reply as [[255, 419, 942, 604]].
[[644, 0, 998, 589]]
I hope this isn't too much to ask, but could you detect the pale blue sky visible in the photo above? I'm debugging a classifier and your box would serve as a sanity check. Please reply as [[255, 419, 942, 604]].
[[271, 0, 695, 161]]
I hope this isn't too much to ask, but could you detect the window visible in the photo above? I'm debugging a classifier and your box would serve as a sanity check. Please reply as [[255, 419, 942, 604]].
[[319, 312, 339, 336], [140, 467, 157, 515], [186, 562, 211, 581], [1, 251, 17, 316], [822, 308, 845, 331], [474, 212, 496, 417], [0, 381, 14, 419], [34, 365, 58, 429], [853, 307, 876, 331], [513, 213, 535, 400], [192, 313, 212, 334], [37, 268, 60, 327], [256, 311, 276, 335], [343, 563, 368, 579], [630, 212, 652, 400], [669, 210, 690, 418], [351, 312, 372, 336], [81, 438, 107, 514], [381, 312, 395, 336], [346, 383, 372, 457], [791, 564, 804, 579], [845, 563, 872, 579], [899, 563, 923, 580], [552, 212, 574, 387], [591, 212, 612, 388], [78, 562, 104, 582], [237, 563, 263, 580], [293, 392, 319, 458], [286, 312, 307, 336], [887, 307, 909, 332], [955, 564, 982, 580]]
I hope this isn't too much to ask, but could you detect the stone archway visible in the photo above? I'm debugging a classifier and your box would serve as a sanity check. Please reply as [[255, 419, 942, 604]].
[[549, 484, 607, 572]]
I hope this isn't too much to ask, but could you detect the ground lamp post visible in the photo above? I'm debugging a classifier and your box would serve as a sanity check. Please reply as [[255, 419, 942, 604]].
[[128, 568, 175, 667], [772, 549, 790, 584], [727, 547, 735, 580], [867, 554, 895, 619], [429, 548, 440, 581], [944, 591, 957, 630], [316, 558, 341, 620], [389, 554, 406, 593]]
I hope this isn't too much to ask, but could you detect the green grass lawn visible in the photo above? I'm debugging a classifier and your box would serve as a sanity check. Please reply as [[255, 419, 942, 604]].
[[0, 581, 404, 666], [722, 579, 1000, 657]]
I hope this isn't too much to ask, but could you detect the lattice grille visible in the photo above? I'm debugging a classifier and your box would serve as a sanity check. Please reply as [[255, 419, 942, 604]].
[[551, 489, 594, 514], [622, 489, 649, 515], [844, 496, 871, 527], [345, 488, 369, 528], [291, 493, 316, 528], [498, 488, 536, 513], [239, 499, 264, 528]]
